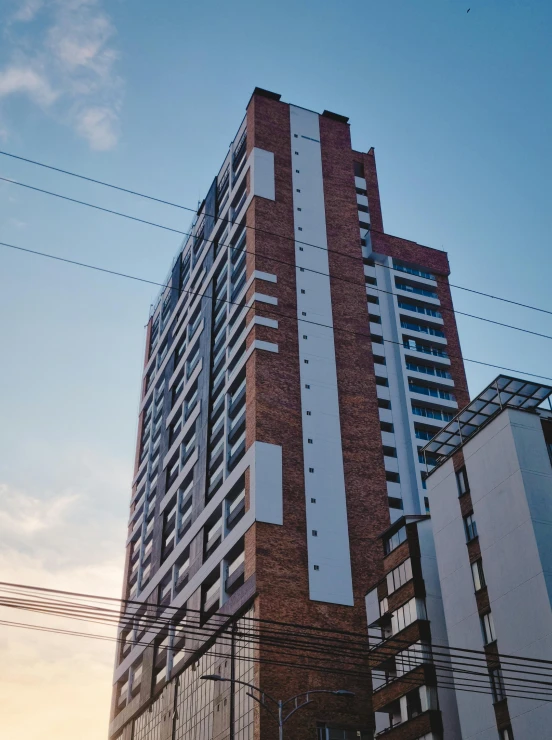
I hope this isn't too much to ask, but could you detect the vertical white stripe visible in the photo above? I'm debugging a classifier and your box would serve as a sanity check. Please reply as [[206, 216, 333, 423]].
[[290, 105, 354, 606]]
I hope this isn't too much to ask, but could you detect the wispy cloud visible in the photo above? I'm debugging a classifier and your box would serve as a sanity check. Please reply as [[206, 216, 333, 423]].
[[0, 483, 79, 535], [11, 0, 44, 23], [0, 65, 58, 106], [0, 0, 123, 149]]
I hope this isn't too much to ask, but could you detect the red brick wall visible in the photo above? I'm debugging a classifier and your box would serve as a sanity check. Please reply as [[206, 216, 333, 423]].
[[242, 92, 379, 740], [359, 148, 383, 234]]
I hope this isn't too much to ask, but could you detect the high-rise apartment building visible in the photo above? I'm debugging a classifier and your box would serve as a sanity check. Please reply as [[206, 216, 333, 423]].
[[109, 88, 469, 740], [423, 376, 552, 740]]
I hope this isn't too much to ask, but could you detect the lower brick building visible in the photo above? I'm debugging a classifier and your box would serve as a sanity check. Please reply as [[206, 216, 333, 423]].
[[366, 516, 461, 739]]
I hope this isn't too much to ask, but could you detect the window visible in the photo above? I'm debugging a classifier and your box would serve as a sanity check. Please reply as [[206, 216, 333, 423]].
[[391, 598, 426, 635], [375, 376, 388, 386], [382, 446, 397, 458], [305, 384, 310, 389], [464, 513, 478, 542], [309, 467, 314, 473], [380, 421, 394, 433], [308, 439, 313, 444], [456, 467, 470, 496], [354, 161, 365, 178], [471, 559, 486, 591], [386, 471, 400, 483], [424, 496, 430, 513], [367, 294, 379, 304], [406, 688, 422, 719], [388, 497, 403, 510], [481, 612, 496, 644], [356, 187, 368, 196], [386, 558, 413, 595], [384, 526, 406, 555], [314, 565, 319, 570], [378, 398, 391, 409], [311, 498, 316, 503], [312, 530, 318, 536], [500, 728, 514, 740], [489, 667, 506, 702]]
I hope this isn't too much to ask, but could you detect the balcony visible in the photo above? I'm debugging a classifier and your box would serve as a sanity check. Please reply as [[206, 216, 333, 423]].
[[401, 317, 445, 336], [205, 518, 223, 556], [229, 383, 246, 418], [409, 383, 456, 402], [226, 552, 245, 594], [395, 282, 439, 301], [397, 301, 442, 320], [405, 361, 451, 380], [412, 406, 454, 423], [203, 579, 221, 616], [208, 467, 224, 499], [175, 556, 190, 592], [369, 620, 431, 668], [373, 664, 436, 712], [393, 262, 435, 282], [375, 709, 442, 739], [228, 437, 246, 472]]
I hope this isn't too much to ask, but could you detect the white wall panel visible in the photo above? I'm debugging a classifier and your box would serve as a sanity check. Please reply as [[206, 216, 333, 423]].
[[289, 104, 353, 606], [250, 147, 275, 201]]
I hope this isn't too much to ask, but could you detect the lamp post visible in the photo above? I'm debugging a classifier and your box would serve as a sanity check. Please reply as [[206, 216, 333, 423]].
[[202, 674, 355, 740]]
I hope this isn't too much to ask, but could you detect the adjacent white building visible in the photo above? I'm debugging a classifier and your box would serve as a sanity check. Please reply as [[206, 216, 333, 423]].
[[424, 375, 552, 740]]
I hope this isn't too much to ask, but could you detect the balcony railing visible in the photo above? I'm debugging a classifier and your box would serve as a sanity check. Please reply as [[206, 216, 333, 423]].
[[406, 362, 451, 379], [396, 282, 438, 299], [409, 383, 455, 401], [398, 301, 442, 319], [412, 406, 454, 422], [393, 262, 435, 281], [401, 321, 445, 338]]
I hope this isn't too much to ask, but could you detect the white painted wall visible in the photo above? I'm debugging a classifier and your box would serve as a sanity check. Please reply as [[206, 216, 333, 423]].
[[417, 519, 463, 739], [289, 105, 354, 606], [250, 147, 275, 201], [373, 255, 420, 514], [428, 408, 552, 739]]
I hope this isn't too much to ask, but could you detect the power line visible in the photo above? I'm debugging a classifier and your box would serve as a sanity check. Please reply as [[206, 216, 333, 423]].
[[0, 618, 523, 705], [1, 602, 551, 703], [2, 174, 551, 345], [2, 238, 552, 384], [2, 582, 552, 674], [1, 148, 551, 319], [1, 601, 551, 704]]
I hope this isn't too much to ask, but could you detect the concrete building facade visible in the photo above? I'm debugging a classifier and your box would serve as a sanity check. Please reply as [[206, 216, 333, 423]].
[[109, 88, 469, 740], [424, 376, 552, 740]]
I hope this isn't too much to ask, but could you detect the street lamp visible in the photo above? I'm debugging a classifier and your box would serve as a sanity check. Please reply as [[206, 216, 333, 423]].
[[202, 674, 355, 740]]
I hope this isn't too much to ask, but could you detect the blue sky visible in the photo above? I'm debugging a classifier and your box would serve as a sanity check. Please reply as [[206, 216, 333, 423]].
[[0, 0, 551, 737]]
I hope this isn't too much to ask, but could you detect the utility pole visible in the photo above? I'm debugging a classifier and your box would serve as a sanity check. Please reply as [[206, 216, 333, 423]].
[[201, 674, 354, 740]]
